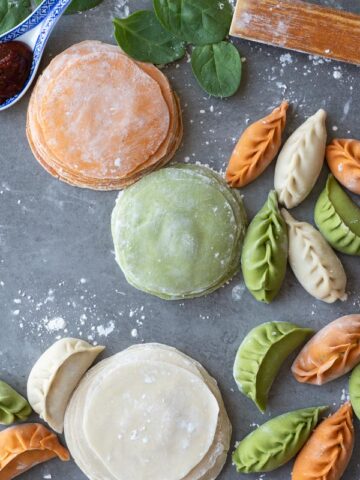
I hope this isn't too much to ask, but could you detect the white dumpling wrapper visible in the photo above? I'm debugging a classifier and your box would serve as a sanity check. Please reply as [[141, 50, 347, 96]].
[[275, 109, 327, 208], [64, 343, 231, 480], [282, 209, 347, 303], [27, 338, 104, 433], [83, 360, 219, 480]]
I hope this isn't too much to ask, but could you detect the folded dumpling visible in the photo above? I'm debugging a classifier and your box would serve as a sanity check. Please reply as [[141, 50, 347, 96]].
[[241, 190, 288, 303], [326, 138, 360, 195], [315, 174, 360, 256], [27, 338, 104, 433], [292, 403, 354, 480], [226, 101, 289, 188], [0, 423, 69, 479], [292, 314, 360, 385], [0, 381, 31, 425], [232, 406, 326, 473], [282, 209, 347, 303], [275, 109, 327, 208]]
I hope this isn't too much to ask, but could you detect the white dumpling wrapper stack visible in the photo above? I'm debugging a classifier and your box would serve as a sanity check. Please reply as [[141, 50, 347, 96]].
[[27, 338, 104, 433], [275, 109, 327, 208], [64, 343, 232, 480], [282, 209, 347, 303]]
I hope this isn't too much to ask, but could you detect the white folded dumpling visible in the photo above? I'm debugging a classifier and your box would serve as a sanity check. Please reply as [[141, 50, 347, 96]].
[[275, 109, 327, 208], [282, 209, 347, 303], [27, 338, 104, 433]]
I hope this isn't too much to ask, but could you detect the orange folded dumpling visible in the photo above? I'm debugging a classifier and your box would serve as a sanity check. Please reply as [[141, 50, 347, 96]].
[[327, 139, 360, 195], [292, 314, 360, 385], [0, 423, 69, 479], [226, 101, 289, 188], [292, 403, 354, 480]]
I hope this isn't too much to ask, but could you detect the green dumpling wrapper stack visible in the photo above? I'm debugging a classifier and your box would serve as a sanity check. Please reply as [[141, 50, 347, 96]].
[[241, 190, 288, 303], [0, 380, 32, 425], [111, 164, 247, 300], [315, 175, 360, 256], [233, 406, 327, 473]]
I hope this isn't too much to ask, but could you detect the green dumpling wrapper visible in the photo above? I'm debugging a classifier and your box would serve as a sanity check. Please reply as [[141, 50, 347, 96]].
[[233, 322, 313, 412], [232, 406, 327, 473], [0, 380, 32, 425], [112, 165, 247, 300], [241, 191, 288, 303], [315, 174, 360, 256]]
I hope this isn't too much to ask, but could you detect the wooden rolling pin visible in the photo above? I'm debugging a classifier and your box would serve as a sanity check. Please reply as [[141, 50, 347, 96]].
[[230, 0, 360, 65]]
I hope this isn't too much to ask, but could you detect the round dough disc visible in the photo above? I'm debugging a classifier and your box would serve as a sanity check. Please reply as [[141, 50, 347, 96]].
[[38, 51, 170, 179], [83, 360, 219, 480], [64, 344, 231, 480], [112, 165, 247, 299]]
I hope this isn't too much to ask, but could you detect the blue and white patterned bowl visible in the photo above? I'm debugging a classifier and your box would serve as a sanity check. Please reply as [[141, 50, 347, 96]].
[[0, 0, 72, 111]]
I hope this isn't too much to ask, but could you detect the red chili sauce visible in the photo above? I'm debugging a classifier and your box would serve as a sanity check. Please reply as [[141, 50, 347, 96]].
[[0, 41, 33, 103]]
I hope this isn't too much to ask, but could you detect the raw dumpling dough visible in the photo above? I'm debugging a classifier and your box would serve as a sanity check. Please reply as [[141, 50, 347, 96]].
[[112, 164, 247, 299], [282, 209, 347, 303], [64, 343, 231, 480], [0, 423, 69, 479], [27, 338, 104, 433], [275, 109, 327, 208]]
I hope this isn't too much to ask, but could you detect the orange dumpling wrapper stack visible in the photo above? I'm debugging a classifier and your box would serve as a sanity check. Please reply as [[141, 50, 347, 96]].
[[327, 139, 360, 195], [292, 403, 354, 480], [0, 423, 69, 479], [292, 314, 360, 385], [26, 41, 183, 190], [226, 101, 289, 188]]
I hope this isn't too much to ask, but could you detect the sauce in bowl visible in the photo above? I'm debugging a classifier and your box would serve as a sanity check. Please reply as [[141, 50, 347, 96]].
[[0, 41, 33, 103]]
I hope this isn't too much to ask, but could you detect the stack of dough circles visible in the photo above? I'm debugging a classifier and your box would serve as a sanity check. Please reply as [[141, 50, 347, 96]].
[[64, 343, 231, 480], [111, 164, 247, 299], [26, 41, 183, 190]]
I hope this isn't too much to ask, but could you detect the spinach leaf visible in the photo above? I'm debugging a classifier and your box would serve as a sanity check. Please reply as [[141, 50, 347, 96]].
[[191, 41, 242, 97], [0, 0, 31, 35], [33, 0, 103, 15], [114, 10, 185, 64], [153, 0, 232, 46]]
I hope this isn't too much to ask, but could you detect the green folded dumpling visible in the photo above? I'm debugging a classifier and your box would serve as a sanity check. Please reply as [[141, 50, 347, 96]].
[[241, 191, 288, 303], [0, 380, 32, 425], [112, 165, 247, 300], [315, 175, 360, 256], [349, 364, 360, 421], [232, 406, 327, 473], [233, 322, 313, 412]]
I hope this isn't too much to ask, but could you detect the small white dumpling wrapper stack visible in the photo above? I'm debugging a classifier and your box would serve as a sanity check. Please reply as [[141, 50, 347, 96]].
[[27, 338, 104, 433], [275, 109, 327, 208], [282, 209, 347, 303], [64, 343, 232, 480]]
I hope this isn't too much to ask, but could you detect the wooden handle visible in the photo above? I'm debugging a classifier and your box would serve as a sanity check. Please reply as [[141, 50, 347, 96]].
[[230, 0, 360, 65]]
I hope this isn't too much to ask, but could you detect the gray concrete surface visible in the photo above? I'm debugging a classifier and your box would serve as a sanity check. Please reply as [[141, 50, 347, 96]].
[[1, 0, 360, 478]]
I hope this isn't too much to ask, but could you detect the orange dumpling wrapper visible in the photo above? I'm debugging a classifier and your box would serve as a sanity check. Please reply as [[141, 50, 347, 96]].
[[0, 423, 69, 479], [292, 314, 360, 385], [292, 403, 354, 480], [327, 139, 360, 195], [226, 101, 289, 188]]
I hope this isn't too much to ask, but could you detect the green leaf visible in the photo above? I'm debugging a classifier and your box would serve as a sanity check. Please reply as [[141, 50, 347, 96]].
[[191, 41, 241, 98], [153, 0, 232, 45], [33, 0, 103, 15], [113, 10, 185, 65], [0, 0, 31, 35]]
